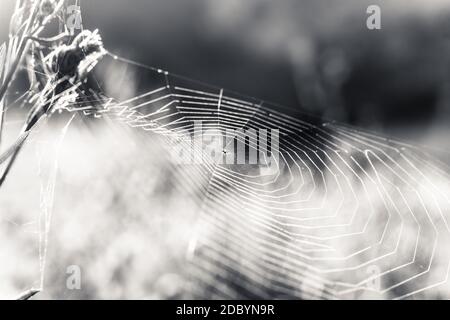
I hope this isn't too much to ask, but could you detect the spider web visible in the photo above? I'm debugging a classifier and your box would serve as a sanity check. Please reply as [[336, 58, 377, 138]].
[[0, 88, 73, 298], [67, 53, 450, 299], [3, 30, 450, 298]]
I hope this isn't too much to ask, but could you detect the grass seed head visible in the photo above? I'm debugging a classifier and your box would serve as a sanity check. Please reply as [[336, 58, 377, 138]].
[[49, 29, 105, 81], [39, 0, 56, 17]]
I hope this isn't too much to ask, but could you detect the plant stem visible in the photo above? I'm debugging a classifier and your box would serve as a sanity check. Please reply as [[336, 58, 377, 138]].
[[0, 0, 40, 150], [15, 288, 40, 300]]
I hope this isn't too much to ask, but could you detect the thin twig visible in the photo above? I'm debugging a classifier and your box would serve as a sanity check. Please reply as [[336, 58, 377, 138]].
[[0, 1, 41, 150], [0, 131, 29, 165], [0, 1, 40, 103], [15, 288, 40, 300]]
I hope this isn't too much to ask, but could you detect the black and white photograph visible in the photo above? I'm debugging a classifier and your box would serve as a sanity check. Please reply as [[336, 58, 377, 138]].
[[1, 0, 450, 307]]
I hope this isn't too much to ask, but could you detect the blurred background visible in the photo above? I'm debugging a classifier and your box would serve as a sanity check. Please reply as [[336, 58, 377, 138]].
[[2, 0, 450, 141], [2, 0, 450, 142], [1, 0, 450, 299]]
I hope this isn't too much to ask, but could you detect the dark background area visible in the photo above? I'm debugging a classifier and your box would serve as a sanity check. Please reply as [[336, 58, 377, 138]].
[[1, 0, 450, 144]]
